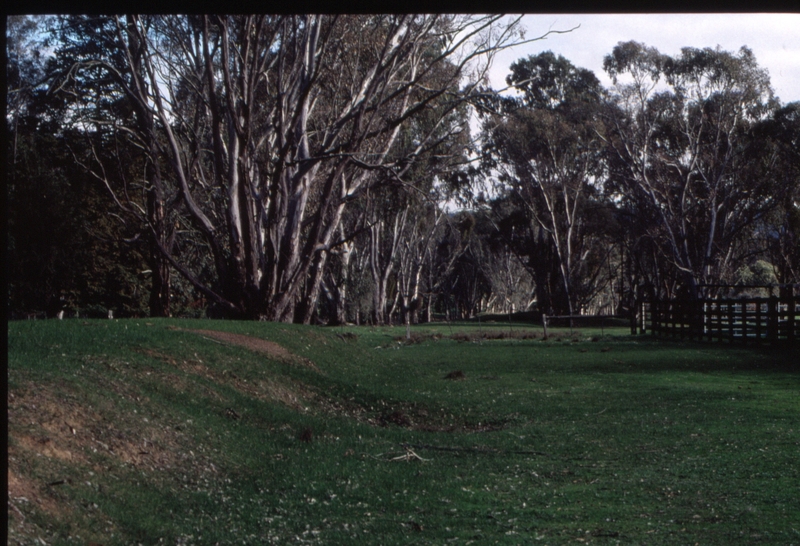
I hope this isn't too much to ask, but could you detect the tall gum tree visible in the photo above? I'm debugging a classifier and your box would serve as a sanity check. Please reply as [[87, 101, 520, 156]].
[[744, 102, 800, 286], [601, 41, 778, 298], [45, 15, 181, 317], [482, 52, 610, 317], [48, 14, 549, 321]]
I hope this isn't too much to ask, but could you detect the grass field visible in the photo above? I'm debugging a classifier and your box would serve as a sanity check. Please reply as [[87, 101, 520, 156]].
[[7, 318, 799, 545]]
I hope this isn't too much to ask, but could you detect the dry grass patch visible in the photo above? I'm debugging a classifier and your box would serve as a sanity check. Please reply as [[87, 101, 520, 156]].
[[7, 465, 80, 546], [173, 327, 320, 371], [7, 380, 188, 474], [136, 347, 310, 411], [448, 330, 545, 342], [6, 383, 169, 544]]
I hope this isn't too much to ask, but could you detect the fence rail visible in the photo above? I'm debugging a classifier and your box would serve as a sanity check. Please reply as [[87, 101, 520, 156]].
[[644, 296, 799, 345]]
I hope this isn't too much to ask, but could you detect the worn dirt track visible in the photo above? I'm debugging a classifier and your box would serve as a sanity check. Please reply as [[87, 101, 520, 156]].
[[175, 328, 320, 371]]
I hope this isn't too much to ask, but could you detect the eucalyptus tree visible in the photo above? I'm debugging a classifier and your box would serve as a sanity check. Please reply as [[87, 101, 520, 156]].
[[365, 88, 473, 326], [770, 103, 800, 284], [482, 52, 611, 316], [601, 41, 778, 298], [7, 15, 47, 165], [47, 14, 535, 321], [395, 202, 450, 325], [43, 15, 183, 316], [745, 101, 800, 286], [366, 188, 407, 325], [318, 222, 358, 325]]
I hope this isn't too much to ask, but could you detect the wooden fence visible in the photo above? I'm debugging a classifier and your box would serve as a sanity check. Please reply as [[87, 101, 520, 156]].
[[644, 296, 799, 345]]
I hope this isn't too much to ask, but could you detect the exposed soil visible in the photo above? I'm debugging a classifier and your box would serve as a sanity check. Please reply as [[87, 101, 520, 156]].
[[280, 380, 510, 434], [7, 380, 190, 474], [136, 347, 310, 411], [449, 330, 543, 342], [174, 327, 320, 372], [7, 378, 218, 544]]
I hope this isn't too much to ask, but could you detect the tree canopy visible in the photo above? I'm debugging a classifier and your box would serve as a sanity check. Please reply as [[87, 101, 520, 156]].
[[8, 18, 798, 322]]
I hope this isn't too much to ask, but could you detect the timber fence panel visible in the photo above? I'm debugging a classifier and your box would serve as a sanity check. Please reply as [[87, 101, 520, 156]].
[[647, 296, 796, 345], [727, 299, 735, 343]]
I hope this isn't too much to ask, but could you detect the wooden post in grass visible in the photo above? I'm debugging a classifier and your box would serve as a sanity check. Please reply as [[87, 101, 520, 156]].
[[542, 313, 548, 339], [650, 300, 658, 336], [405, 299, 411, 342], [767, 295, 778, 343], [740, 300, 748, 345], [672, 300, 678, 339], [727, 300, 735, 343], [630, 303, 636, 335], [755, 299, 763, 344], [787, 285, 796, 345]]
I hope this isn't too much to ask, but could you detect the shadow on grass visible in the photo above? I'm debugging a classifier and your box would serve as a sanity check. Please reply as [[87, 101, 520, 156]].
[[434, 333, 799, 377]]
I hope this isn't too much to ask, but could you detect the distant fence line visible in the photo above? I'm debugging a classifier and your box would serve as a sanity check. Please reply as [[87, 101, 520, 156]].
[[644, 294, 799, 345]]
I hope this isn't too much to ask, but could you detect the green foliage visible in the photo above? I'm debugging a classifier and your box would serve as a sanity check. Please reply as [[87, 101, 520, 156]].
[[753, 102, 800, 284], [735, 260, 779, 297], [9, 20, 799, 322], [736, 260, 778, 286], [6, 114, 151, 317], [506, 50, 603, 110], [482, 52, 613, 315], [602, 42, 781, 296]]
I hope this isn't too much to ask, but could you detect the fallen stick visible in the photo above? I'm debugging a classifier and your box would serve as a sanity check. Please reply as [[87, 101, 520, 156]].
[[401, 443, 550, 457], [390, 448, 430, 462], [199, 335, 227, 346], [9, 500, 26, 523]]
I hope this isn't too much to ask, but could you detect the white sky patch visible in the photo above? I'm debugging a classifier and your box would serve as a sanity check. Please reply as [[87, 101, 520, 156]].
[[486, 13, 800, 104]]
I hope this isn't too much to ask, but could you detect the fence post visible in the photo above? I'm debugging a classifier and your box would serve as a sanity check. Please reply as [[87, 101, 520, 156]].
[[673, 300, 679, 339], [649, 301, 656, 336], [727, 300, 734, 343], [785, 285, 796, 346], [755, 299, 764, 344], [767, 295, 778, 343], [739, 300, 747, 345], [792, 287, 797, 346], [694, 299, 704, 340], [641, 300, 647, 334]]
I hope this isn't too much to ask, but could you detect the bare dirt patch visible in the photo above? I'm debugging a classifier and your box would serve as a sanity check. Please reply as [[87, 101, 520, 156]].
[[142, 329, 500, 434], [7, 466, 68, 520], [136, 347, 309, 411], [173, 328, 320, 371], [323, 395, 515, 434], [449, 330, 543, 342], [7, 381, 186, 475], [7, 465, 74, 545], [7, 379, 215, 545]]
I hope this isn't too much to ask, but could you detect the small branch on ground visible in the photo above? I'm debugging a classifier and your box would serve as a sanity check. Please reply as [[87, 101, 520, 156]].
[[402, 442, 551, 457], [390, 447, 430, 462]]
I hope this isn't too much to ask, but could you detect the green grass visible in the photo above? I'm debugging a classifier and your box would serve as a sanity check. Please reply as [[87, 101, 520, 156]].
[[7, 318, 800, 545]]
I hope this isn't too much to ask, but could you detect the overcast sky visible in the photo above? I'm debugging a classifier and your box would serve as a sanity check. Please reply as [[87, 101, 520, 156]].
[[485, 13, 800, 105]]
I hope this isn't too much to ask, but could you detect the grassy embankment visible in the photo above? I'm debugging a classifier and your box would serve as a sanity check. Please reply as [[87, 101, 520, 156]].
[[7, 318, 799, 545]]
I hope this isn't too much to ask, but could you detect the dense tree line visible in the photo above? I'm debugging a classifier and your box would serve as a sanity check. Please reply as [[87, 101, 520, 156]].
[[8, 15, 800, 322]]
